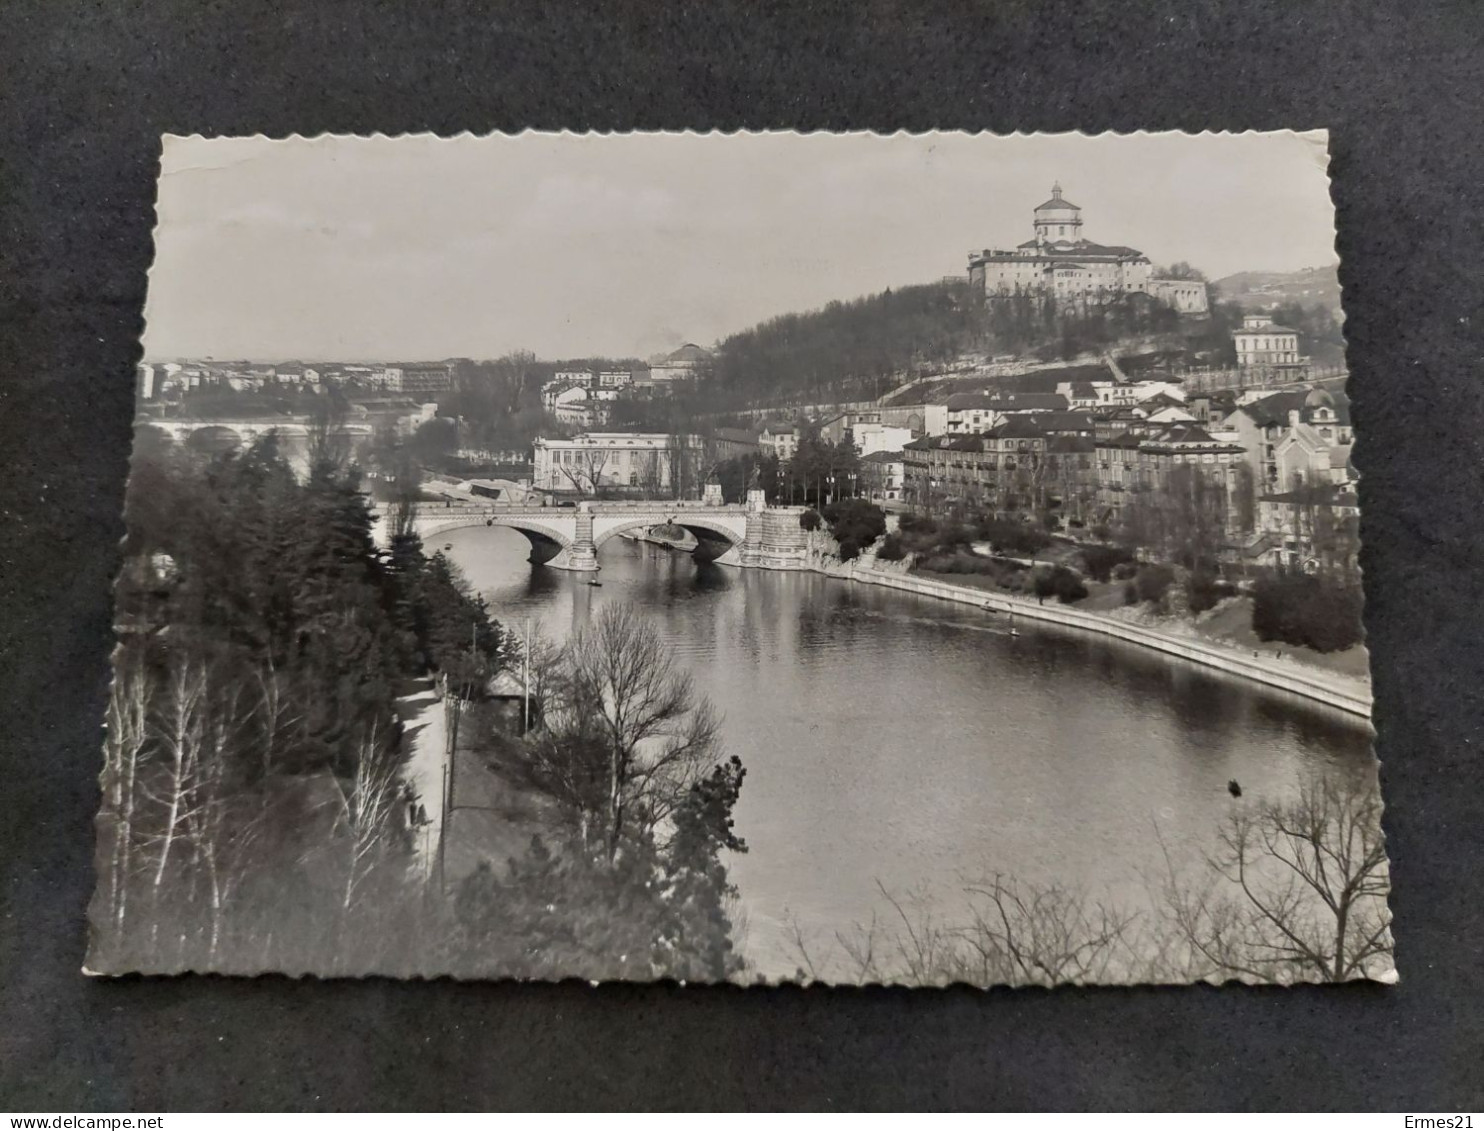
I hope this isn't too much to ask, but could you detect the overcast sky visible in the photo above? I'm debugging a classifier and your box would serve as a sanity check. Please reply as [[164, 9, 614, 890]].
[[142, 130, 1338, 363]]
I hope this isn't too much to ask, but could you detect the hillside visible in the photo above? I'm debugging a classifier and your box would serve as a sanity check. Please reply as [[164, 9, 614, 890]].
[[1211, 265, 1342, 317], [703, 281, 992, 410], [702, 281, 1205, 411]]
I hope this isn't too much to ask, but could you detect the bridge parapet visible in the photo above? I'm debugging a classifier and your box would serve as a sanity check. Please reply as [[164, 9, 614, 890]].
[[392, 498, 811, 573]]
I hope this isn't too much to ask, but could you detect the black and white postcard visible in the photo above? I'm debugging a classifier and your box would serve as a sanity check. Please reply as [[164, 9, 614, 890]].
[[91, 131, 1391, 986]]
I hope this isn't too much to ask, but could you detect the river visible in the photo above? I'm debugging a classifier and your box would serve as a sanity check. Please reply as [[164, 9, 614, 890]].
[[438, 525, 1378, 982]]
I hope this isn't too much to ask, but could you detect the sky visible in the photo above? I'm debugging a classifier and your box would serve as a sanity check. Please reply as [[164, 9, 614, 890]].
[[142, 130, 1339, 363]]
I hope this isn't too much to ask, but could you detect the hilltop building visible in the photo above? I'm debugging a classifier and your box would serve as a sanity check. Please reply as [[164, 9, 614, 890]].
[[967, 184, 1209, 314], [645, 342, 712, 386], [1233, 313, 1303, 368]]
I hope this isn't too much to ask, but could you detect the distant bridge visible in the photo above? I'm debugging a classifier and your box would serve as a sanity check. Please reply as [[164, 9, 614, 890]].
[[140, 417, 376, 448], [395, 497, 812, 572]]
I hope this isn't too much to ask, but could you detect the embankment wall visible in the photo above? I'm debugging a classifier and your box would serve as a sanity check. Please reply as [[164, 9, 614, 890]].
[[849, 567, 1372, 720]]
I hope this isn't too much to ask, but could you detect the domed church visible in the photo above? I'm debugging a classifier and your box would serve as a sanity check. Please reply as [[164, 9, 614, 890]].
[[967, 184, 1209, 314]]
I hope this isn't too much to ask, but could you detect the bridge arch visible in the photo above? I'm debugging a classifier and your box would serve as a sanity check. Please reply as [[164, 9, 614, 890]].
[[590, 513, 747, 556], [184, 425, 246, 455], [413, 512, 576, 566]]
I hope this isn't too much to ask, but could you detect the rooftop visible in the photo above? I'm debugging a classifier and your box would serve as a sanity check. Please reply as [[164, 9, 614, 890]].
[[1034, 184, 1080, 212], [1233, 322, 1299, 335]]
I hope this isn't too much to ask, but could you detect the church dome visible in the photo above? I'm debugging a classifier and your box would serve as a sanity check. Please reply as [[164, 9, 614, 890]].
[[1034, 182, 1081, 212], [1304, 386, 1335, 409]]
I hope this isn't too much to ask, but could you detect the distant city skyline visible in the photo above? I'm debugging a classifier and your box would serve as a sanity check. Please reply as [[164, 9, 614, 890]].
[[142, 131, 1339, 363]]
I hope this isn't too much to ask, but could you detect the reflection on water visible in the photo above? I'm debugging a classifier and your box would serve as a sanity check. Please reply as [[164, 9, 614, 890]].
[[442, 525, 1377, 981]]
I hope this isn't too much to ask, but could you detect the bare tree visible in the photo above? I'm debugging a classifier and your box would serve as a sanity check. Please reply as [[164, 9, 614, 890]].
[[306, 390, 351, 471], [636, 449, 666, 499], [147, 653, 211, 888], [1230, 462, 1258, 541], [332, 719, 406, 915], [179, 678, 262, 961], [557, 447, 612, 496], [792, 877, 1139, 987], [958, 874, 1137, 986], [385, 440, 423, 541], [101, 650, 153, 934], [252, 658, 301, 787], [1163, 774, 1392, 983], [526, 602, 721, 858]]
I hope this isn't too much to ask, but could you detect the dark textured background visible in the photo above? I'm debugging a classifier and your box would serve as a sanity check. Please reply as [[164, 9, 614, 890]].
[[2, 0, 1481, 1111]]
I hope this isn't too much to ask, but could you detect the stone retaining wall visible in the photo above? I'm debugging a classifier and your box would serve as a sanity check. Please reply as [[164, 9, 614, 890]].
[[851, 567, 1372, 720]]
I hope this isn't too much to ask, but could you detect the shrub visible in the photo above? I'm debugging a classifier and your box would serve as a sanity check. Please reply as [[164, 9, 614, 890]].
[[821, 499, 887, 553], [1123, 581, 1139, 605], [876, 534, 906, 562], [1252, 572, 1365, 653], [897, 513, 938, 535], [1080, 544, 1135, 583], [918, 551, 1002, 575], [935, 521, 975, 551], [1187, 569, 1223, 615], [1112, 561, 1139, 582], [1033, 564, 1089, 604], [977, 516, 1052, 557], [800, 509, 822, 532], [1134, 563, 1176, 606]]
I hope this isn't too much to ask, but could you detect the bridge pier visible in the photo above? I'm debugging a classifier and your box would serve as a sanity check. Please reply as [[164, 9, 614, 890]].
[[558, 507, 600, 571]]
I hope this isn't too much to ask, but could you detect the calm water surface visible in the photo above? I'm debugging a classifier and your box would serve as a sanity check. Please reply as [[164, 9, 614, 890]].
[[440, 526, 1376, 980]]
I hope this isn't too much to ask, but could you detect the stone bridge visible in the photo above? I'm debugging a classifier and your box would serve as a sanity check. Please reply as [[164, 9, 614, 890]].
[[139, 417, 376, 449], [396, 494, 812, 572]]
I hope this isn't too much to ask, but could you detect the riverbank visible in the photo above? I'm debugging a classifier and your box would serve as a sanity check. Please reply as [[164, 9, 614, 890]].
[[847, 565, 1372, 719]]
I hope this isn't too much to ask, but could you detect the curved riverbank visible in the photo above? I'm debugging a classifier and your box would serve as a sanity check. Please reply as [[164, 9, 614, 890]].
[[848, 565, 1373, 720]]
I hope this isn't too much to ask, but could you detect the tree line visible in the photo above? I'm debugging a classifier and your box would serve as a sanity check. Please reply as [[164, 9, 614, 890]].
[[95, 435, 749, 980], [100, 436, 502, 972]]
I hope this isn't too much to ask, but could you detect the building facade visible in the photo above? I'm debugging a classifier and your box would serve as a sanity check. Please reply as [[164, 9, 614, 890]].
[[861, 450, 905, 503], [1093, 424, 1247, 525], [1233, 314, 1302, 367], [902, 418, 1051, 513], [758, 423, 800, 462], [967, 184, 1210, 315], [1224, 386, 1352, 490], [533, 432, 706, 494]]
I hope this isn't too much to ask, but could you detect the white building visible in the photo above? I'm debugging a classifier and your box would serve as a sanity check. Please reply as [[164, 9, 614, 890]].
[[644, 364, 693, 386], [968, 184, 1209, 314], [1233, 314, 1302, 367], [533, 432, 704, 493], [758, 423, 800, 462], [543, 383, 589, 413], [852, 423, 916, 458], [879, 403, 950, 437]]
